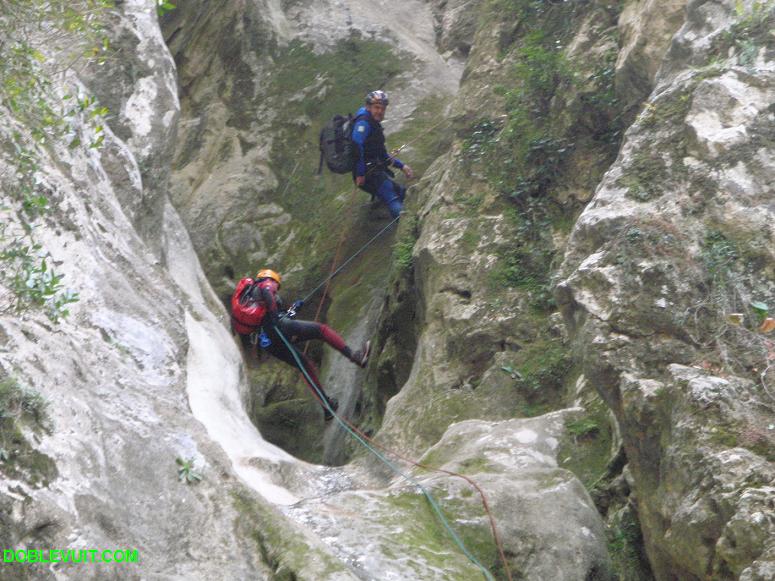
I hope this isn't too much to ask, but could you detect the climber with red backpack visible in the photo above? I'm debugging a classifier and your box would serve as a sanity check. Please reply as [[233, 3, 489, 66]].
[[231, 269, 370, 420]]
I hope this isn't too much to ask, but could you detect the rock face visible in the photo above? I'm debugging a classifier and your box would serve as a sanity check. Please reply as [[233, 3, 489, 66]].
[[0, 2, 351, 579], [81, 0, 181, 254], [557, 0, 775, 578], [616, 0, 689, 110], [1, 1, 617, 580], [289, 412, 613, 580], [3, 0, 774, 579], [163, 0, 463, 298]]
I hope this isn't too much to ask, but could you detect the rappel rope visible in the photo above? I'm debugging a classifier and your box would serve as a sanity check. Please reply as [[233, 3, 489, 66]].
[[278, 159, 301, 200], [270, 113, 512, 579], [272, 326, 498, 581], [303, 185, 361, 356], [298, 114, 446, 305], [299, 214, 401, 305]]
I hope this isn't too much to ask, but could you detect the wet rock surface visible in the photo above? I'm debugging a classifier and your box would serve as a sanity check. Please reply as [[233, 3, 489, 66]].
[[2, 0, 774, 579]]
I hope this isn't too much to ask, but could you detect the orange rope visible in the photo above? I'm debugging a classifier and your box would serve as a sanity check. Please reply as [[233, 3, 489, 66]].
[[302, 381, 513, 580], [302, 186, 360, 355], [292, 114, 515, 576]]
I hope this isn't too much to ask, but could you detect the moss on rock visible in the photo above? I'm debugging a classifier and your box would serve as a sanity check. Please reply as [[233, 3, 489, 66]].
[[0, 377, 57, 488]]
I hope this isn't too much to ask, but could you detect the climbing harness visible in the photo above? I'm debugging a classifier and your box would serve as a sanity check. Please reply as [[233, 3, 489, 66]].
[[273, 326, 510, 581]]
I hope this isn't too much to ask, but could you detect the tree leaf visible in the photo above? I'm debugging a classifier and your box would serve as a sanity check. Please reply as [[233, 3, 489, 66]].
[[759, 318, 775, 334]]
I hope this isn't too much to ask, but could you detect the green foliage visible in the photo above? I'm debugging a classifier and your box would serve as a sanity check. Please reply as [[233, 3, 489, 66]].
[[467, 2, 623, 206], [558, 398, 613, 490], [176, 457, 203, 484], [640, 91, 692, 130], [156, 0, 176, 16], [512, 31, 573, 107], [566, 417, 600, 438], [462, 120, 499, 162], [620, 149, 668, 202], [606, 507, 653, 581], [0, 377, 49, 428], [581, 54, 624, 144], [519, 402, 552, 417], [0, 377, 57, 487], [463, 29, 596, 308], [460, 224, 481, 251], [488, 203, 557, 310], [393, 236, 416, 271], [0, 228, 79, 321], [393, 215, 419, 271], [0, 0, 114, 321], [463, 30, 576, 204], [513, 338, 570, 392], [749, 300, 769, 322], [702, 230, 739, 283], [492, 32, 575, 203], [723, 0, 775, 67], [583, 59, 619, 112], [496, 0, 554, 21]]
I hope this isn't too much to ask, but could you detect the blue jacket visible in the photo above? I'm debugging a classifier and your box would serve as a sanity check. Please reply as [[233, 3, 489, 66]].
[[351, 106, 404, 178]]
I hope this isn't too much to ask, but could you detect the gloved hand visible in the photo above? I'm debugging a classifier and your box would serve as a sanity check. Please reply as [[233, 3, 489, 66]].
[[264, 310, 280, 326]]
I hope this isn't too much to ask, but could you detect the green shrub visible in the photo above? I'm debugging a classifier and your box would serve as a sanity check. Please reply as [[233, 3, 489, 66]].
[[0, 1, 113, 321], [393, 215, 419, 271], [0, 376, 49, 429], [176, 457, 203, 484], [566, 417, 600, 438]]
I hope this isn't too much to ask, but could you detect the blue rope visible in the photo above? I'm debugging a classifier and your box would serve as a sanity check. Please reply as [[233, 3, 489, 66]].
[[271, 325, 495, 581]]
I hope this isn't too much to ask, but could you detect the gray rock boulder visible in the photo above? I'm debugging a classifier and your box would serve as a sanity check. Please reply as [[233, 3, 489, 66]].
[[557, 0, 775, 577]]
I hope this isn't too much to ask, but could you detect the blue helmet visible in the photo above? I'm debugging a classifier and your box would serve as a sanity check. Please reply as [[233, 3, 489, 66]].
[[366, 90, 389, 106]]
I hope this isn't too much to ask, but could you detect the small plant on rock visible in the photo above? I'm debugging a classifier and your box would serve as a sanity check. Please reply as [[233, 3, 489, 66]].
[[176, 457, 203, 484]]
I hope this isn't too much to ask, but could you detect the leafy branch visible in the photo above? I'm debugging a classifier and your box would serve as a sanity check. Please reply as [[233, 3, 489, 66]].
[[0, 0, 116, 321]]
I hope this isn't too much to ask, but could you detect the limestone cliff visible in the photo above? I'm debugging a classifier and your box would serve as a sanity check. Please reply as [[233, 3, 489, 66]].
[[1, 0, 774, 580]]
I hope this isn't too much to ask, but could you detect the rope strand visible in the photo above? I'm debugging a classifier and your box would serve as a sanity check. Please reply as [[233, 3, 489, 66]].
[[272, 326, 499, 581], [300, 214, 400, 305]]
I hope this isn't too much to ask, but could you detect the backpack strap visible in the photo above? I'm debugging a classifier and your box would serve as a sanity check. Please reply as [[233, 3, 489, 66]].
[[349, 112, 367, 135]]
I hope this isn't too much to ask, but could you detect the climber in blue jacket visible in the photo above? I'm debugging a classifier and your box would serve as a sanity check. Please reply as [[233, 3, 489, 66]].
[[351, 90, 414, 218]]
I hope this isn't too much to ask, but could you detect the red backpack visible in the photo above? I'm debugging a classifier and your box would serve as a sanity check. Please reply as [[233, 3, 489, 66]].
[[230, 278, 267, 335]]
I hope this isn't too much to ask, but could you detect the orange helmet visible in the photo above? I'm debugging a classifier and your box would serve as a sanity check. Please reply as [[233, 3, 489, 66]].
[[256, 269, 281, 284]]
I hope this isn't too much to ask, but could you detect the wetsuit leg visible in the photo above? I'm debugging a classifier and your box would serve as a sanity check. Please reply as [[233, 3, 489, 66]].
[[375, 176, 404, 218], [362, 172, 403, 219], [277, 318, 352, 357]]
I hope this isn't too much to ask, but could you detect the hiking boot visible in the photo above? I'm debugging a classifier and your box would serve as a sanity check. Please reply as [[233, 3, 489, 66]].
[[350, 340, 371, 368], [323, 396, 339, 421]]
